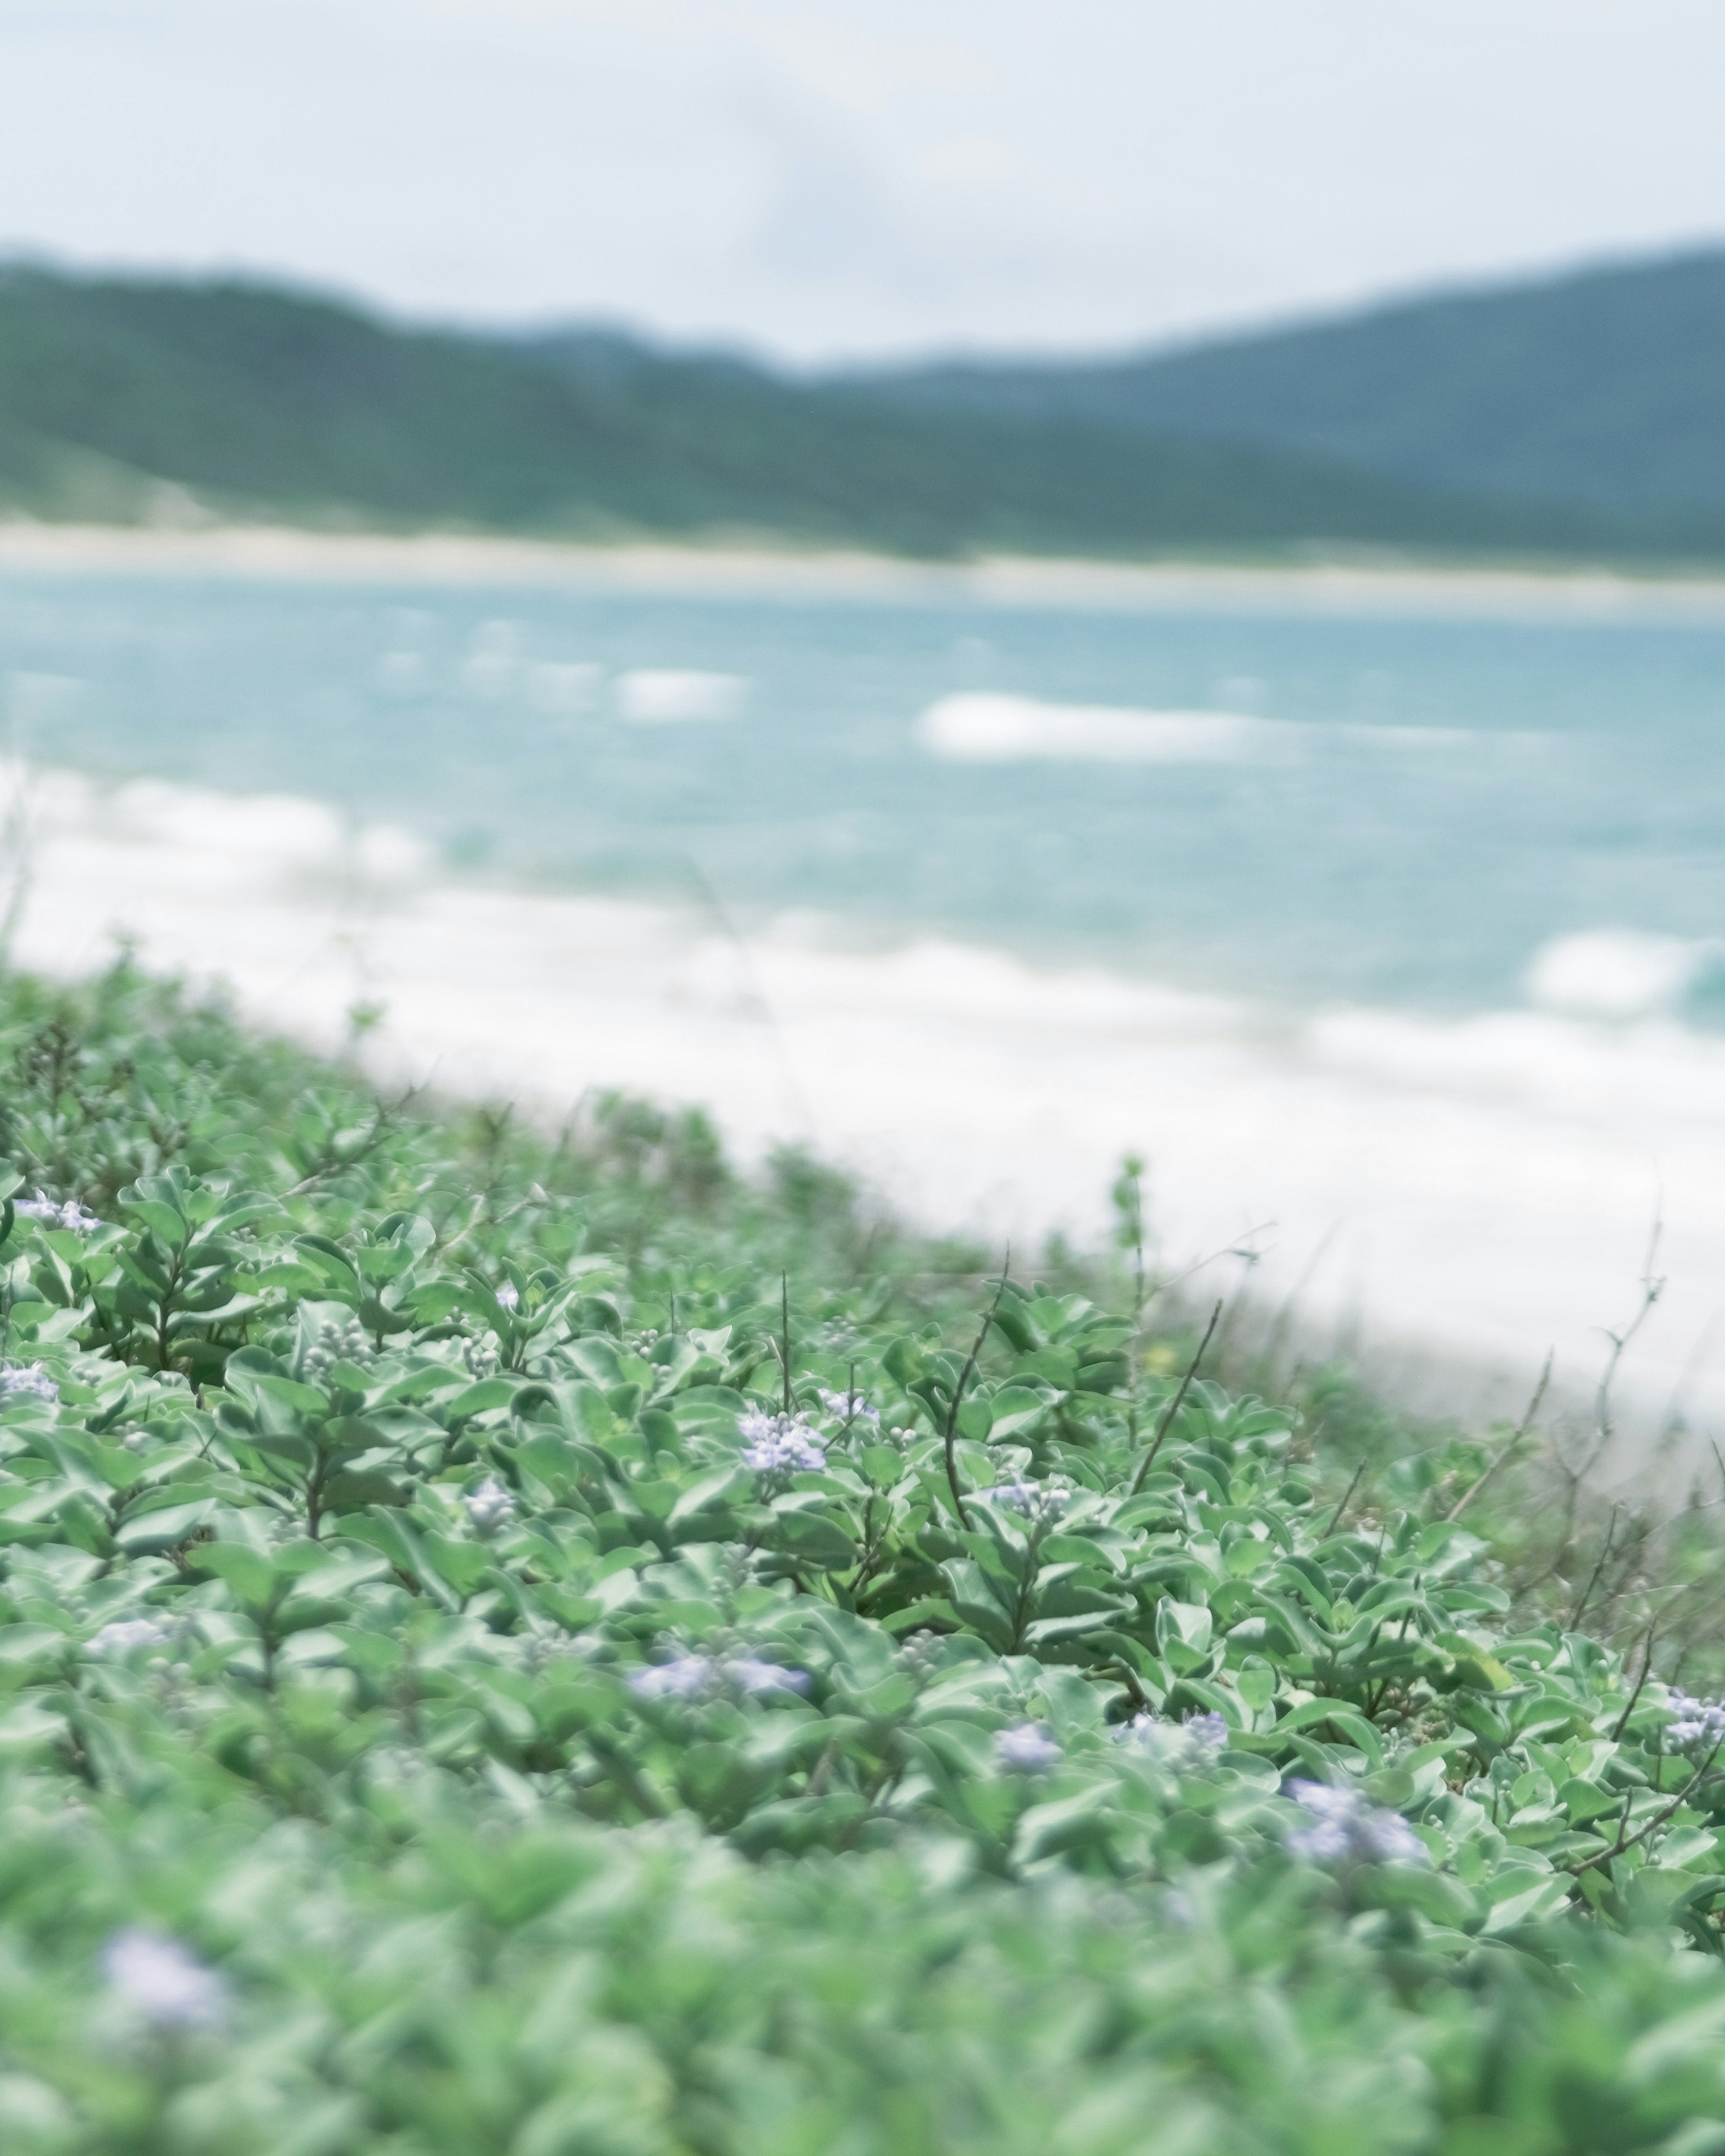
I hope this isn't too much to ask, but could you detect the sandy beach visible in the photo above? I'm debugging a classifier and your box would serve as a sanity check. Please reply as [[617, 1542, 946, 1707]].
[[7, 516, 1725, 623], [6, 745, 1725, 1472], [3, 519, 1723, 1471]]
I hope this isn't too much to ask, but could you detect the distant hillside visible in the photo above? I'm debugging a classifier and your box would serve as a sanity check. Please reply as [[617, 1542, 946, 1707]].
[[0, 264, 1626, 561], [857, 249, 1725, 546]]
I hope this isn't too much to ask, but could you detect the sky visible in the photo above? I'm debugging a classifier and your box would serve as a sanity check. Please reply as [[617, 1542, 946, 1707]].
[[4, 0, 1725, 362]]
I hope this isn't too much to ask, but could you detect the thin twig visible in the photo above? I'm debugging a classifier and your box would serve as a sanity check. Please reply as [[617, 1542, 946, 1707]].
[[1118, 1157, 1149, 1453], [1320, 1459, 1368, 1540], [1610, 1622, 1661, 1743], [1582, 1213, 1667, 1484], [1130, 1301, 1223, 1497], [1566, 1732, 1724, 1877], [1570, 1502, 1621, 1630], [1525, 1236, 1666, 1595], [1445, 1352, 1553, 1523], [943, 1259, 1011, 1532], [780, 1274, 792, 1417]]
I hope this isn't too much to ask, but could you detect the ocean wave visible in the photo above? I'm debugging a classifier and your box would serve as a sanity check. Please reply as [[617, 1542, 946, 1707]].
[[917, 694, 1293, 764], [916, 693, 1488, 766], [8, 752, 1725, 1436], [1526, 929, 1725, 1023], [0, 759, 431, 888]]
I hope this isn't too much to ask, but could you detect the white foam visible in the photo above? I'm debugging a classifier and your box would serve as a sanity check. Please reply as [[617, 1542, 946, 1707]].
[[1526, 930, 1719, 1021], [106, 781, 345, 866], [354, 824, 433, 886], [915, 694, 1491, 767], [0, 760, 425, 892], [918, 693, 1293, 765], [615, 670, 748, 723], [7, 755, 1725, 1450]]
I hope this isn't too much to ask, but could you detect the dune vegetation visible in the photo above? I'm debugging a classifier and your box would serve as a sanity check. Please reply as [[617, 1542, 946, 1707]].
[[2, 960, 1725, 2152]]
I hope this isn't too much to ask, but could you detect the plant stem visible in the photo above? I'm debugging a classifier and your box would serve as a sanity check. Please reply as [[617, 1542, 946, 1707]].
[[943, 1260, 1010, 1532], [1130, 1301, 1221, 1497]]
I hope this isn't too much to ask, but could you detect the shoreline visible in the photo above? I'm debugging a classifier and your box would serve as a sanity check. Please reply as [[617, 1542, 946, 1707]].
[[6, 516, 1725, 621], [7, 755, 1725, 1475]]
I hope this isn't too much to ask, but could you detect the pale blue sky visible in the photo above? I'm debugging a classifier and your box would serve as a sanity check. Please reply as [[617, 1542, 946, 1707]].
[[5, 0, 1725, 360]]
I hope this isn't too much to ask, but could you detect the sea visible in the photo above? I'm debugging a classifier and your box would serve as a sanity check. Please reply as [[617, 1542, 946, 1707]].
[[7, 553, 1725, 1022], [5, 537, 1725, 1456]]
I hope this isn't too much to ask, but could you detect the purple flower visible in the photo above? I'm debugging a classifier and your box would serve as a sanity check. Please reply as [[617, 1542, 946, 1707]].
[[495, 1281, 520, 1313], [1665, 1689, 1725, 1754], [995, 1723, 1062, 1773], [975, 1476, 1069, 1523], [0, 1363, 57, 1403], [91, 1620, 172, 1659], [1285, 1780, 1427, 1865], [725, 1655, 811, 1696], [628, 1650, 809, 1700], [103, 1931, 228, 2031], [629, 1653, 716, 1700], [738, 1411, 826, 1475], [1118, 1710, 1229, 1763], [818, 1388, 880, 1423], [16, 1193, 101, 1232]]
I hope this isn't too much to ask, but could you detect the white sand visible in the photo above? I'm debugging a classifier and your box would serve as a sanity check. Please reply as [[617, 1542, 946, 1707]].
[[7, 517, 1725, 623], [7, 754, 1725, 1467]]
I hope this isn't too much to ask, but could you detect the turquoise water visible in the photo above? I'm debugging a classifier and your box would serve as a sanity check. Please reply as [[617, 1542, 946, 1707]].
[[5, 564, 1725, 1020]]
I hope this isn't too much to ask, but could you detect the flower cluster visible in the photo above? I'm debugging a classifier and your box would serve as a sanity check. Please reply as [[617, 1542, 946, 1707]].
[[0, 1362, 58, 1402], [90, 1619, 173, 1658], [818, 1387, 879, 1423], [15, 1192, 102, 1232], [103, 1930, 229, 2032], [494, 1281, 521, 1312], [463, 1477, 516, 1536], [738, 1411, 827, 1475], [1664, 1689, 1725, 1754], [1119, 1709, 1230, 1761], [976, 1476, 1069, 1523], [995, 1724, 1063, 1773], [628, 1651, 809, 1700], [1284, 1780, 1427, 1865]]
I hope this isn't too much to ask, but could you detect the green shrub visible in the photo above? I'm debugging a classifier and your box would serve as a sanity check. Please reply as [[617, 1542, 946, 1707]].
[[1, 961, 1725, 2153]]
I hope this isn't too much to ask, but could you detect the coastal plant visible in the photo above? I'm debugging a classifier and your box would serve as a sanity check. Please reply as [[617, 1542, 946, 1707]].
[[2, 959, 1725, 2150]]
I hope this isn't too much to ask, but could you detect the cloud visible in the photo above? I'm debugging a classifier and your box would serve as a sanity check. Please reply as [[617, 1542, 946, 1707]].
[[2, 0, 1725, 359]]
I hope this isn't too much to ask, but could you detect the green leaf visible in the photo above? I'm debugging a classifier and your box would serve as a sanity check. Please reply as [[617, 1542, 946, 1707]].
[[190, 1542, 279, 1606], [1273, 1697, 1385, 1765]]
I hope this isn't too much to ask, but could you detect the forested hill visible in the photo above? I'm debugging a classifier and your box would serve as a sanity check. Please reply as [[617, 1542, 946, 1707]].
[[0, 256, 1713, 559], [858, 248, 1725, 548]]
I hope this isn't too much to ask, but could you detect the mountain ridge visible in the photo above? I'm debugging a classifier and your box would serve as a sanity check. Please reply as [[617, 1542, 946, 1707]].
[[0, 252, 1717, 560], [852, 245, 1725, 535]]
